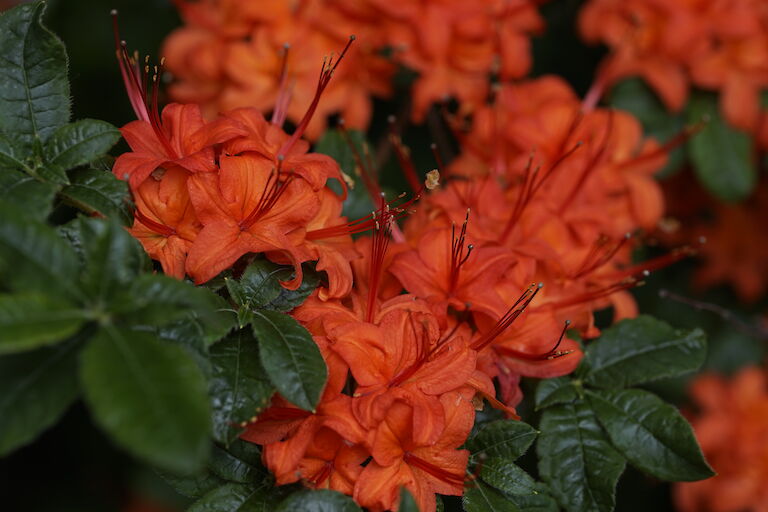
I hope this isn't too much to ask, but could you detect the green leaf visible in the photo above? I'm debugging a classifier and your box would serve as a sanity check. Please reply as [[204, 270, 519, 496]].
[[581, 316, 707, 389], [586, 389, 714, 481], [0, 169, 56, 221], [208, 444, 266, 483], [156, 468, 225, 500], [463, 482, 521, 512], [36, 162, 68, 185], [0, 293, 86, 354], [0, 338, 80, 456], [687, 91, 756, 201], [0, 1, 70, 148], [250, 310, 327, 412], [210, 332, 275, 446], [227, 259, 319, 313], [467, 420, 537, 460], [0, 201, 80, 299], [535, 377, 579, 410], [43, 119, 120, 170], [481, 458, 538, 496], [0, 131, 25, 171], [60, 168, 131, 224], [537, 400, 625, 512], [399, 488, 419, 512], [608, 78, 685, 177], [80, 327, 211, 474], [72, 217, 147, 302], [189, 482, 280, 512], [276, 489, 362, 512], [508, 493, 559, 512]]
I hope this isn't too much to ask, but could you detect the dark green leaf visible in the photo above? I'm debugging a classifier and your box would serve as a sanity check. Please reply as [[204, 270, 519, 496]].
[[0, 338, 80, 455], [0, 201, 80, 299], [581, 316, 707, 389], [80, 327, 211, 473], [36, 162, 68, 185], [0, 131, 25, 171], [481, 458, 538, 496], [250, 310, 327, 411], [535, 377, 579, 410], [156, 469, 225, 500], [72, 216, 147, 302], [43, 119, 120, 170], [537, 400, 625, 512], [399, 488, 419, 512], [61, 168, 131, 224], [210, 332, 275, 446], [276, 489, 362, 512], [609, 78, 685, 177], [463, 482, 521, 512], [0, 168, 56, 221], [0, 1, 70, 148], [189, 482, 279, 512], [0, 293, 86, 353], [467, 420, 537, 460], [587, 389, 714, 481], [227, 259, 319, 313], [208, 444, 266, 483], [687, 91, 756, 201], [508, 493, 559, 512]]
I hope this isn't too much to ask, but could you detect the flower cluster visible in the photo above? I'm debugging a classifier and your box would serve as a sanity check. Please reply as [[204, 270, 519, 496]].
[[238, 76, 676, 510], [675, 366, 768, 511], [579, 0, 768, 133], [162, 0, 547, 130]]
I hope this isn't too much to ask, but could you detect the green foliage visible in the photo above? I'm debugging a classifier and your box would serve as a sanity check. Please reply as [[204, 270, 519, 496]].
[[226, 259, 320, 316], [466, 419, 538, 460], [277, 489, 363, 512], [687, 91, 756, 202], [463, 482, 522, 512], [534, 316, 713, 512]]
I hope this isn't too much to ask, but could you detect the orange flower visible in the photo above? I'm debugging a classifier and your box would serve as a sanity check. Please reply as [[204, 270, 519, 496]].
[[675, 366, 768, 512]]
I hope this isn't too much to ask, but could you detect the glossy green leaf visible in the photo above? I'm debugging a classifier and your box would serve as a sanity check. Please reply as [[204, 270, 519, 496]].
[[276, 489, 362, 512], [481, 458, 538, 496], [535, 376, 579, 410], [0, 1, 70, 148], [60, 168, 131, 224], [250, 310, 327, 411], [80, 327, 211, 474], [156, 468, 225, 501], [43, 119, 120, 170], [227, 259, 319, 313], [0, 169, 56, 221], [508, 492, 559, 512], [687, 91, 756, 202], [581, 316, 707, 389], [189, 482, 279, 512], [537, 400, 625, 512], [0, 131, 25, 171], [0, 201, 80, 299], [0, 338, 80, 456], [587, 389, 714, 481], [72, 217, 147, 301], [36, 162, 68, 185], [0, 293, 86, 354], [210, 332, 275, 446], [463, 482, 521, 512], [208, 443, 267, 483], [467, 420, 537, 460], [609, 78, 686, 177]]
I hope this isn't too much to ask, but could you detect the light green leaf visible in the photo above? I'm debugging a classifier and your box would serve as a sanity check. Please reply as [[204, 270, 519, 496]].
[[210, 332, 274, 446], [467, 420, 537, 460], [60, 168, 131, 224], [276, 489, 362, 512], [0, 293, 86, 354], [250, 310, 327, 412], [687, 91, 756, 202], [581, 316, 707, 389], [537, 400, 625, 512], [80, 327, 211, 474], [0, 1, 70, 148], [587, 389, 714, 481], [0, 338, 80, 456], [43, 119, 120, 170]]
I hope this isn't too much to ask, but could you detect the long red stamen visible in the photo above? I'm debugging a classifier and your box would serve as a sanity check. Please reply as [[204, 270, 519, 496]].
[[404, 452, 465, 487], [256, 407, 312, 422], [240, 159, 294, 230], [365, 196, 394, 323], [609, 246, 697, 279], [278, 36, 355, 157], [271, 43, 292, 127], [448, 209, 474, 294], [134, 208, 176, 238], [546, 277, 642, 310], [571, 233, 632, 279], [308, 462, 333, 487], [495, 320, 573, 361], [471, 283, 543, 351]]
